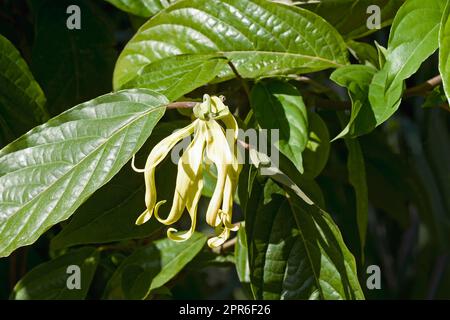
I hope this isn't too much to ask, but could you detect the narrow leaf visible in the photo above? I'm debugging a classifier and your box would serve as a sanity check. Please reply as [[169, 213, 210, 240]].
[[302, 111, 330, 179]]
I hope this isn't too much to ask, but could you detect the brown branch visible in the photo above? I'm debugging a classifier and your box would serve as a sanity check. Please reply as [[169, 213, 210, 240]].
[[166, 101, 197, 109], [405, 75, 442, 97]]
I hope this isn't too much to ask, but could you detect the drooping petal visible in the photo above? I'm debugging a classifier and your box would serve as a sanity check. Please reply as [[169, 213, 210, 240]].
[[135, 120, 198, 225], [154, 121, 206, 229], [204, 120, 233, 227]]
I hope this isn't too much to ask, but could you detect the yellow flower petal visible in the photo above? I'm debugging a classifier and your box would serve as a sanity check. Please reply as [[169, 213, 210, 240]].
[[134, 120, 198, 225], [204, 120, 233, 227], [154, 121, 206, 226]]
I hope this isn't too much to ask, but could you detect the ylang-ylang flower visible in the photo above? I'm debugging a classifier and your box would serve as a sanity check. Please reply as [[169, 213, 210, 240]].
[[132, 95, 241, 248]]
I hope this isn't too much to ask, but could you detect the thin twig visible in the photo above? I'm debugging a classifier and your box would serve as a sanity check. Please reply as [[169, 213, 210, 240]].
[[166, 101, 197, 109], [227, 61, 251, 98], [405, 75, 442, 97], [221, 237, 237, 251]]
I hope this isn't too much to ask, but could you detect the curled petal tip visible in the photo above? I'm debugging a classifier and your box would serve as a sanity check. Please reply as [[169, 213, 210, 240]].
[[135, 208, 152, 225], [131, 155, 145, 173]]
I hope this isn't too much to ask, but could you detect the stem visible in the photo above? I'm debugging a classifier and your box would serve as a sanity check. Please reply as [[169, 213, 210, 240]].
[[227, 61, 251, 98], [166, 101, 197, 110], [405, 75, 442, 97]]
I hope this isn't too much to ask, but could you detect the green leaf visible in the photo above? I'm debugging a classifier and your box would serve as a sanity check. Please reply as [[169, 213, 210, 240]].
[[347, 40, 380, 69], [302, 111, 330, 179], [113, 0, 349, 89], [122, 54, 228, 100], [235, 225, 252, 295], [344, 136, 368, 259], [246, 190, 364, 300], [103, 233, 206, 299], [368, 0, 447, 125], [331, 65, 377, 139], [50, 122, 186, 250], [104, 0, 175, 17], [251, 80, 308, 174], [0, 89, 167, 258], [31, 0, 117, 115], [0, 34, 48, 146], [440, 1, 450, 104], [11, 247, 99, 300], [297, 0, 405, 39]]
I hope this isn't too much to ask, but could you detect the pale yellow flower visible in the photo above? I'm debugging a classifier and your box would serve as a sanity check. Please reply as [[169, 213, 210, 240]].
[[132, 95, 241, 248]]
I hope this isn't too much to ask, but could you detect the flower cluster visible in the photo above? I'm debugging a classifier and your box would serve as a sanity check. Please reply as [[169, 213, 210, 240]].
[[132, 95, 241, 248]]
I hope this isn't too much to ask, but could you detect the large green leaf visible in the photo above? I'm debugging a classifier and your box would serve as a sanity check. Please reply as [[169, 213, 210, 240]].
[[103, 233, 206, 299], [31, 0, 117, 115], [296, 0, 405, 39], [50, 121, 187, 250], [440, 1, 450, 104], [11, 247, 99, 300], [368, 0, 447, 125], [331, 65, 377, 139], [0, 89, 167, 258], [104, 0, 175, 17], [121, 54, 228, 100], [113, 0, 349, 89], [251, 80, 308, 174], [246, 189, 364, 300], [0, 34, 48, 146]]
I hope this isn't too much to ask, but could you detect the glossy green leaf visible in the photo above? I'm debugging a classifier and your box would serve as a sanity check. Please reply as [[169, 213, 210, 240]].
[[113, 0, 349, 89], [12, 247, 99, 300], [368, 0, 447, 125], [0, 89, 167, 258], [104, 0, 175, 17], [122, 54, 228, 100], [331, 65, 377, 139], [440, 1, 450, 104], [0, 34, 48, 146], [302, 111, 330, 179], [32, 0, 117, 115], [103, 233, 206, 299], [251, 80, 308, 174], [50, 122, 186, 250], [246, 190, 364, 300], [297, 0, 405, 39]]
